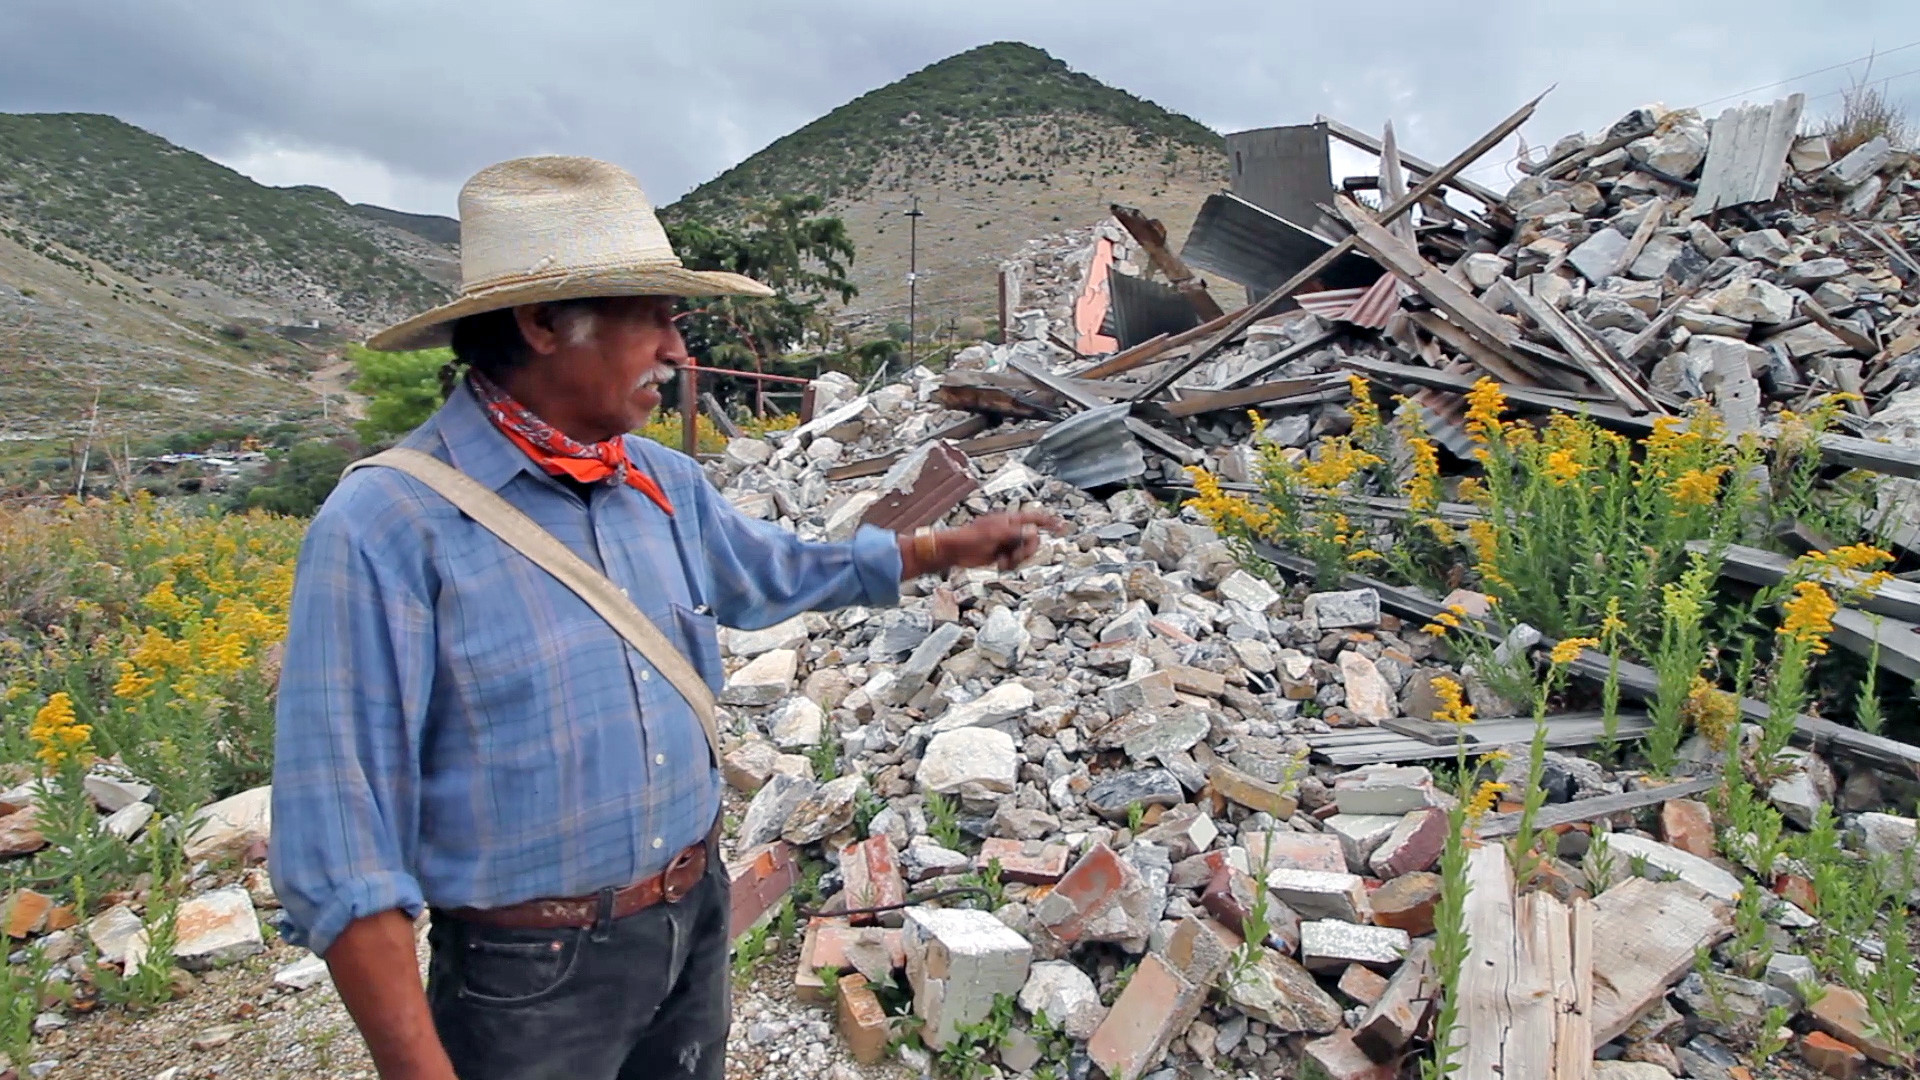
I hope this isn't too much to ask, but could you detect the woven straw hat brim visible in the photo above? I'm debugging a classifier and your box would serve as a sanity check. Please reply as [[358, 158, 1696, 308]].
[[367, 265, 774, 352]]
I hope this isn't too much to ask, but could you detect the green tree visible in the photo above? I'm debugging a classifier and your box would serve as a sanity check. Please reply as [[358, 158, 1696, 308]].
[[237, 441, 355, 517], [349, 343, 452, 444]]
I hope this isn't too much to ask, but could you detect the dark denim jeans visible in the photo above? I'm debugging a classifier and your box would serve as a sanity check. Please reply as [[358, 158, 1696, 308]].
[[427, 864, 730, 1080]]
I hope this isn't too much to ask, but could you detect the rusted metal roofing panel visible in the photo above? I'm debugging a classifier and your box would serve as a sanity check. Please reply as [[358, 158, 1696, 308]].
[[1024, 404, 1146, 490], [1181, 193, 1380, 302], [860, 443, 980, 532], [1342, 272, 1405, 330]]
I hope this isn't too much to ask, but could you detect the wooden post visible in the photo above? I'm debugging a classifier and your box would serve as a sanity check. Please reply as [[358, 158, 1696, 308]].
[[800, 382, 818, 424], [680, 365, 699, 457]]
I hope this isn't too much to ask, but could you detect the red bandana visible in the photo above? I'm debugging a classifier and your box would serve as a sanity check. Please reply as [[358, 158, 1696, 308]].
[[470, 371, 674, 516]]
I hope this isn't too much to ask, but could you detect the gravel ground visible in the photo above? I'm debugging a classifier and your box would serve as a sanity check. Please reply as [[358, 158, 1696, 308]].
[[36, 917, 909, 1080]]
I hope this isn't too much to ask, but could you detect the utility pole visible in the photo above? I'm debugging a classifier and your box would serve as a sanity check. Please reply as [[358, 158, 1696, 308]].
[[905, 196, 924, 369]]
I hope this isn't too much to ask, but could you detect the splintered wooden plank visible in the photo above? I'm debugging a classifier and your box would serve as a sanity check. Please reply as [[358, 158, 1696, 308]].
[[1690, 94, 1806, 217], [1501, 282, 1661, 414], [1474, 776, 1718, 839], [1551, 896, 1594, 1080], [1354, 938, 1436, 1060], [1459, 845, 1556, 1080], [1332, 196, 1527, 353], [1315, 113, 1507, 210], [1587, 877, 1732, 1048]]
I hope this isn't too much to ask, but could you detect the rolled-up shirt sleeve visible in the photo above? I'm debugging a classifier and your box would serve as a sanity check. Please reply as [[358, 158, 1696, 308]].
[[269, 483, 437, 957], [689, 467, 903, 629]]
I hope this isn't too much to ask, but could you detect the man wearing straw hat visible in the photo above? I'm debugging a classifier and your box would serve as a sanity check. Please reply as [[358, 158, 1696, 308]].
[[270, 156, 1062, 1080]]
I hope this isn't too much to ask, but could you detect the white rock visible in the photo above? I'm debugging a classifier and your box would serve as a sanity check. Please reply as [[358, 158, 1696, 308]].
[[83, 775, 152, 813], [1606, 833, 1744, 903], [904, 906, 1034, 1048], [1303, 589, 1380, 630], [101, 800, 154, 841], [918, 728, 1019, 795], [1338, 652, 1395, 723], [86, 905, 146, 965], [975, 607, 1031, 669], [185, 786, 271, 863], [720, 649, 798, 706], [1217, 571, 1280, 613], [724, 438, 772, 467], [173, 885, 264, 971], [824, 491, 881, 542], [1018, 960, 1105, 1040], [930, 682, 1035, 734], [769, 696, 825, 750], [1709, 278, 1793, 324], [273, 952, 332, 991], [721, 615, 810, 658]]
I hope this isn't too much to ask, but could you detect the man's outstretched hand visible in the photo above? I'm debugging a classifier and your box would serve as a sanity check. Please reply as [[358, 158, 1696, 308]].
[[898, 510, 1068, 578]]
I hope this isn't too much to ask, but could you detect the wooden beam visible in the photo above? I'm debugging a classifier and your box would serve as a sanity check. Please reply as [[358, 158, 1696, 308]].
[[1133, 91, 1550, 403], [1110, 204, 1226, 320], [1009, 356, 1202, 465], [1404, 310, 1543, 388], [1687, 540, 1920, 623], [1474, 776, 1718, 839], [1161, 375, 1347, 418], [1801, 297, 1880, 356], [1315, 113, 1507, 210], [1611, 196, 1668, 279], [1459, 845, 1574, 1080], [1500, 283, 1663, 414], [1587, 878, 1732, 1048]]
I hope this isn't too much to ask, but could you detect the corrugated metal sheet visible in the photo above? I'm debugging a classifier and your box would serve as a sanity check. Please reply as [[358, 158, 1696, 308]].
[[861, 442, 980, 532], [1292, 274, 1402, 330], [1181, 193, 1380, 302], [1108, 269, 1201, 350], [1224, 123, 1340, 239], [1023, 404, 1146, 489]]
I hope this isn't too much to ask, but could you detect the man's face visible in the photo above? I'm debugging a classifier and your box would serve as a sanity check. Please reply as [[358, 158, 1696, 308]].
[[514, 295, 687, 440]]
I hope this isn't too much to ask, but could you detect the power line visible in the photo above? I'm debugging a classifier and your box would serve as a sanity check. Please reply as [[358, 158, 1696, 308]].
[[1688, 38, 1920, 110]]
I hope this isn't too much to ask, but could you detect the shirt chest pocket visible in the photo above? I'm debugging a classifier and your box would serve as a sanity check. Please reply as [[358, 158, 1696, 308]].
[[663, 603, 724, 694]]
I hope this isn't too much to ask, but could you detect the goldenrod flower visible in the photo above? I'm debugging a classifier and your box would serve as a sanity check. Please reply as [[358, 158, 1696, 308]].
[[1681, 675, 1738, 750], [1464, 378, 1507, 445], [1455, 477, 1486, 505], [1347, 549, 1384, 564], [30, 692, 92, 770], [1549, 637, 1600, 666], [1668, 466, 1728, 510], [1421, 607, 1467, 637], [1432, 675, 1475, 726], [1599, 597, 1626, 641], [1465, 780, 1509, 825], [1477, 748, 1512, 768], [1544, 448, 1583, 486], [1347, 376, 1381, 440], [1779, 581, 1837, 653]]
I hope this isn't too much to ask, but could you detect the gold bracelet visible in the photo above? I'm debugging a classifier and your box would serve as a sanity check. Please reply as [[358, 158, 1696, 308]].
[[913, 526, 940, 567]]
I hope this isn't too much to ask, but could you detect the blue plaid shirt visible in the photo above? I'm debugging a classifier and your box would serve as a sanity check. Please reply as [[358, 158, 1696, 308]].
[[270, 383, 902, 956]]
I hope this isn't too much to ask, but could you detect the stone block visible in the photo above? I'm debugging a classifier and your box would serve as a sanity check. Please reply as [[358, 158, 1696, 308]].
[[1299, 920, 1410, 972], [272, 953, 331, 991], [1810, 984, 1900, 1066], [903, 906, 1033, 1049], [917, 728, 1018, 796], [1338, 653, 1395, 723], [1243, 830, 1348, 875], [769, 696, 825, 749], [1660, 797, 1716, 858], [1325, 814, 1402, 875], [1800, 1030, 1869, 1079], [87, 904, 145, 966], [1209, 763, 1298, 819], [931, 681, 1035, 734], [1338, 964, 1389, 1007], [1568, 227, 1631, 285], [1333, 765, 1437, 817], [185, 785, 271, 862], [83, 775, 152, 814], [720, 615, 808, 658], [1224, 947, 1342, 1034], [173, 885, 264, 971], [738, 772, 815, 848], [1217, 570, 1281, 612], [1605, 833, 1744, 903], [3, 890, 53, 939], [1304, 1029, 1396, 1080], [1102, 671, 1178, 718], [1266, 868, 1370, 924], [722, 739, 781, 793], [1369, 809, 1446, 878], [1084, 769, 1184, 821], [720, 648, 798, 706]]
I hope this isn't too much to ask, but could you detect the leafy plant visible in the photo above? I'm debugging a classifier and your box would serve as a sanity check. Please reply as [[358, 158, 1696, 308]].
[[924, 792, 963, 851]]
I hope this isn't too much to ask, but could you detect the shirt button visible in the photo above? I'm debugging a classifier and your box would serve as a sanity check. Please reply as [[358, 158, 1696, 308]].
[[654, 753, 666, 765], [640, 670, 651, 681], [651, 837, 664, 849]]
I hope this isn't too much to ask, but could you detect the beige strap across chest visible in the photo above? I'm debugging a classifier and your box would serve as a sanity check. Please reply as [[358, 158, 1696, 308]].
[[343, 447, 722, 767]]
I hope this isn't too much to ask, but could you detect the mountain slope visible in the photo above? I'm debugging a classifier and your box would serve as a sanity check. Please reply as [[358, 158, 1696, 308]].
[[671, 42, 1229, 333]]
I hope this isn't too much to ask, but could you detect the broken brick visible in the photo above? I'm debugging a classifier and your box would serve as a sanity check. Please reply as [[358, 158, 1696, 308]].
[[4, 889, 54, 939], [1369, 872, 1441, 936], [976, 837, 1071, 884], [1304, 1029, 1396, 1080], [1201, 865, 1301, 953], [836, 973, 891, 1065], [1208, 763, 1299, 819], [1810, 985, 1901, 1066], [728, 841, 799, 941], [1773, 872, 1817, 913], [1368, 808, 1446, 878], [1337, 963, 1390, 1007], [1033, 842, 1144, 944], [1660, 798, 1716, 858], [839, 835, 905, 925], [1799, 1030, 1869, 1079], [1087, 952, 1202, 1080]]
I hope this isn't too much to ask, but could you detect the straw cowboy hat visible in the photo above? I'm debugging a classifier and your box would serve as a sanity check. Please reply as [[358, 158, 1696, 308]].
[[367, 155, 774, 351]]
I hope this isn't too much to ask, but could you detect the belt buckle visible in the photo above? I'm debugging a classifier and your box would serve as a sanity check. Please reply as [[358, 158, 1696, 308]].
[[662, 847, 698, 903]]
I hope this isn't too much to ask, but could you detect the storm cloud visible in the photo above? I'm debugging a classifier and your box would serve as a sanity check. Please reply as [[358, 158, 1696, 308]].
[[4, 0, 1918, 215]]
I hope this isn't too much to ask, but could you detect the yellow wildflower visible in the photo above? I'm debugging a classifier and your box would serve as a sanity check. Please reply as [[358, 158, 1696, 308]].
[[1421, 606, 1467, 637], [1299, 440, 1381, 491], [1465, 780, 1509, 825], [1477, 748, 1512, 768], [1599, 597, 1626, 640], [1681, 675, 1738, 751], [1432, 676, 1475, 726], [29, 692, 92, 770], [1544, 448, 1583, 486], [1779, 581, 1837, 653], [112, 661, 158, 701], [1347, 549, 1384, 564], [1802, 544, 1893, 573], [1347, 376, 1381, 439], [1464, 378, 1507, 445], [1455, 477, 1486, 505], [1667, 466, 1728, 510], [1549, 637, 1600, 666]]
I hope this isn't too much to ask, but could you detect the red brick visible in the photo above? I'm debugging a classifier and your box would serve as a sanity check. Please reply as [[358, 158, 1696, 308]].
[[728, 841, 799, 941], [836, 974, 891, 1065], [1810, 985, 1901, 1066], [1201, 865, 1301, 953], [43, 904, 76, 933], [1367, 808, 1447, 878], [976, 837, 1071, 884], [1660, 798, 1716, 859], [3, 889, 53, 938], [1337, 964, 1389, 1007], [1244, 830, 1346, 874], [1368, 872, 1441, 937], [1038, 843, 1130, 943], [1304, 1029, 1395, 1080], [1087, 953, 1203, 1080], [1773, 872, 1817, 913], [1798, 1030, 1867, 1078], [839, 836, 905, 925]]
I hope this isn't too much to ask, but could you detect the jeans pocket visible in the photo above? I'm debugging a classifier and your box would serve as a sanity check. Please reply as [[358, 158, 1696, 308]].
[[668, 602, 725, 693], [455, 925, 583, 1007]]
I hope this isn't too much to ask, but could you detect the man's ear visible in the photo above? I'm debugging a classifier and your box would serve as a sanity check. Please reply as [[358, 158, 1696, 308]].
[[511, 304, 564, 357]]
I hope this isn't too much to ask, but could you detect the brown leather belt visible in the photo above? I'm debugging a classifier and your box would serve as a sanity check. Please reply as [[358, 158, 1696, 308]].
[[442, 840, 708, 929]]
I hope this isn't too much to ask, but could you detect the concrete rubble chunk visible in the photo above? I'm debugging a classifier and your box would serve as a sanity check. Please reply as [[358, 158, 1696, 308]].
[[737, 772, 816, 848], [1820, 136, 1891, 193], [720, 648, 798, 706], [1338, 652, 1395, 723], [721, 615, 809, 659], [1018, 959, 1105, 1040], [1084, 768, 1185, 820], [273, 952, 332, 991], [769, 696, 824, 749], [173, 885, 265, 971], [917, 728, 1018, 795], [1709, 278, 1794, 324], [1333, 765, 1436, 816], [1266, 868, 1371, 924], [902, 906, 1032, 1049], [83, 775, 152, 814], [1102, 670, 1177, 718], [1217, 570, 1280, 612], [1568, 227, 1631, 285], [722, 739, 782, 793], [1304, 588, 1380, 629], [1299, 919, 1410, 972], [781, 774, 864, 845], [975, 606, 1030, 669], [101, 800, 154, 842], [1208, 762, 1298, 819], [1325, 814, 1402, 875], [1225, 947, 1343, 1034], [1244, 830, 1348, 875]]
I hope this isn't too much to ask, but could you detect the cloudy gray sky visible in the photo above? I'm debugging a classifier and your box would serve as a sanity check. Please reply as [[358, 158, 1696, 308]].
[[5, 1, 1919, 217]]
